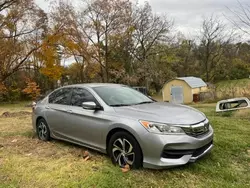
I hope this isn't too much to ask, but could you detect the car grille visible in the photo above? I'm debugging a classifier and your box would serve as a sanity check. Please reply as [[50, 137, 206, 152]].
[[182, 119, 210, 137]]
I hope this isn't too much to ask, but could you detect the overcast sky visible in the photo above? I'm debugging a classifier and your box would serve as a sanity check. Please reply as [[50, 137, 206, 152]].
[[35, 0, 250, 40], [146, 0, 249, 39]]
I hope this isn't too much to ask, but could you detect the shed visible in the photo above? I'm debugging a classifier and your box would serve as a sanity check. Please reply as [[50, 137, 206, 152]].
[[162, 77, 208, 104]]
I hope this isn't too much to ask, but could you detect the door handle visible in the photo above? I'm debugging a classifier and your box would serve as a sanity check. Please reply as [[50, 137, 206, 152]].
[[45, 106, 50, 109], [67, 110, 73, 113]]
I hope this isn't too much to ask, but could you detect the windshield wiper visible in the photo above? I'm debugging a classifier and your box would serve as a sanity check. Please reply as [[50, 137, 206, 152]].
[[110, 104, 132, 107], [110, 101, 155, 107], [134, 101, 155, 105]]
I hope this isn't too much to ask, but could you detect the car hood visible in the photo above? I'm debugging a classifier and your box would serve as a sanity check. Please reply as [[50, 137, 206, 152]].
[[113, 102, 206, 125]]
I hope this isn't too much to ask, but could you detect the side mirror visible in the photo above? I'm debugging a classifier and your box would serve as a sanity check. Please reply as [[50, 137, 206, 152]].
[[82, 102, 102, 110]]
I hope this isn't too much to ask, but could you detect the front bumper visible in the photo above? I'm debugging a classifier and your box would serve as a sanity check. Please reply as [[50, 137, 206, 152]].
[[141, 127, 214, 169]]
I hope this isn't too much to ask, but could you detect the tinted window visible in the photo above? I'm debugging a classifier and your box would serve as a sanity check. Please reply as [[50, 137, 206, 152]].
[[49, 88, 71, 105], [71, 88, 96, 107]]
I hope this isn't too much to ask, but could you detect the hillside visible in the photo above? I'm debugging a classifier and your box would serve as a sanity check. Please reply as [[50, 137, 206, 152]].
[[215, 79, 250, 98]]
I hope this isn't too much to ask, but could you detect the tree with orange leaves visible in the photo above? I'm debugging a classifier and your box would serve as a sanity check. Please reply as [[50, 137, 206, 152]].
[[22, 79, 41, 100], [0, 0, 47, 86]]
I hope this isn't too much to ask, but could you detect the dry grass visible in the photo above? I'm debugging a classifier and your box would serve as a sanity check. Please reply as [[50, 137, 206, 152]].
[[0, 103, 250, 188], [233, 109, 250, 119], [216, 79, 250, 99]]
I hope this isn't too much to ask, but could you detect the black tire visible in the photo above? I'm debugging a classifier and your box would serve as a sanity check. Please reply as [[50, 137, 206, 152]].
[[36, 118, 51, 141], [108, 131, 142, 169]]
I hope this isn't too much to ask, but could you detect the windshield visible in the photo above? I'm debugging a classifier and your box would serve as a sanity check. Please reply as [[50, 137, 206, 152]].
[[93, 86, 153, 106]]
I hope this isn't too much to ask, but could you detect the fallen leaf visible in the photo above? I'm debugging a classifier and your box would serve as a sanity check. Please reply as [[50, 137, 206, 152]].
[[1, 112, 10, 117], [11, 139, 18, 143], [124, 164, 130, 169], [83, 151, 89, 158], [84, 156, 90, 161], [121, 164, 130, 173], [121, 167, 130, 173]]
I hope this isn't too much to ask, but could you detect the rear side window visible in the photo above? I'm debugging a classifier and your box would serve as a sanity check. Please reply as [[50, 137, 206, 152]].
[[49, 88, 71, 105], [71, 88, 96, 107], [219, 100, 248, 110]]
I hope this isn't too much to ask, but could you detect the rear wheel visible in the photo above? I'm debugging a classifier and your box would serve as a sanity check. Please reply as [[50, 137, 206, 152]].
[[108, 131, 142, 169], [36, 118, 50, 141]]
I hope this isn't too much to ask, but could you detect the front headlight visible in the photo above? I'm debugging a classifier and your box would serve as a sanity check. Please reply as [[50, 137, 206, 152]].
[[139, 120, 185, 134]]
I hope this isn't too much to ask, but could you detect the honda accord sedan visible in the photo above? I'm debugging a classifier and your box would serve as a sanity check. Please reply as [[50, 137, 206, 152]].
[[32, 83, 213, 169]]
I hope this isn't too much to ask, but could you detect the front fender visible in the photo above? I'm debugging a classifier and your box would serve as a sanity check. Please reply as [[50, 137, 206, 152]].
[[105, 120, 148, 153]]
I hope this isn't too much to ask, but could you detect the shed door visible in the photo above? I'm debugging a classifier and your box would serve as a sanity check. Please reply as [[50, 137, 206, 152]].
[[171, 86, 184, 104]]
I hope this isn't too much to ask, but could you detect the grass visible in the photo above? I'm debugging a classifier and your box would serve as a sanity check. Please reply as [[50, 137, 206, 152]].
[[0, 102, 250, 188]]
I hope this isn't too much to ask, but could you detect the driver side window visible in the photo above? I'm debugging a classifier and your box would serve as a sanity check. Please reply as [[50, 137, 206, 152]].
[[71, 88, 96, 107]]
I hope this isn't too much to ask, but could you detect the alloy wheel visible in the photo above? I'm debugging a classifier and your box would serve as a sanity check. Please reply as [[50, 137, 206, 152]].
[[38, 121, 47, 140], [112, 138, 135, 167]]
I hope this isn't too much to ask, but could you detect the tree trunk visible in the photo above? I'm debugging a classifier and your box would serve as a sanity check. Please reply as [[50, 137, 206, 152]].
[[104, 31, 109, 82]]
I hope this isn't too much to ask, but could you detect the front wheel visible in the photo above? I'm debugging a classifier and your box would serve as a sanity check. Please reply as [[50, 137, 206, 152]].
[[36, 118, 51, 141], [108, 131, 142, 169]]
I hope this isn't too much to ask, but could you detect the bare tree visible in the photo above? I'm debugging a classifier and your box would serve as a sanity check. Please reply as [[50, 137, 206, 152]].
[[0, 0, 17, 12], [81, 0, 132, 82], [131, 2, 173, 88], [227, 0, 250, 36], [198, 16, 235, 82], [49, 0, 172, 85]]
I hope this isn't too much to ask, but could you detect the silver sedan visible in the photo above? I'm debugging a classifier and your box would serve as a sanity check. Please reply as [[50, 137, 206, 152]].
[[32, 83, 213, 169]]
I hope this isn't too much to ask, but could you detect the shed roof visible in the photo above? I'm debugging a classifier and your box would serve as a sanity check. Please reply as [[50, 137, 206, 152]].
[[176, 77, 207, 88]]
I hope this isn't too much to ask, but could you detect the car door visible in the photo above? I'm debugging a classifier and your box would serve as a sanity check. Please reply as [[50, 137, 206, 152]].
[[45, 87, 72, 138], [66, 87, 108, 150]]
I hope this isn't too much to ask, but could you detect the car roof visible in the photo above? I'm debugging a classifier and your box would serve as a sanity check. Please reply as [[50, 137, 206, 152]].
[[62, 83, 124, 88]]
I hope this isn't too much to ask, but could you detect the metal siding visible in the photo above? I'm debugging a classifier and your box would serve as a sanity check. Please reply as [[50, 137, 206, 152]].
[[171, 86, 184, 104], [178, 77, 207, 88]]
